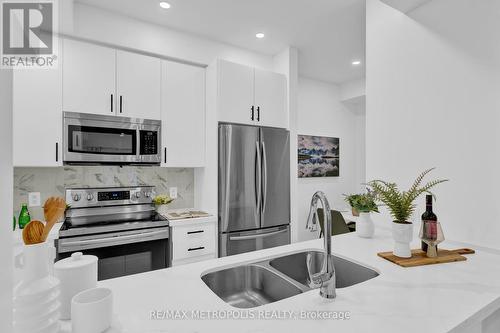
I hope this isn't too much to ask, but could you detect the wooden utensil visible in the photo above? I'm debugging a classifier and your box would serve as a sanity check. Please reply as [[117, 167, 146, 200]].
[[22, 220, 45, 245], [41, 197, 66, 242]]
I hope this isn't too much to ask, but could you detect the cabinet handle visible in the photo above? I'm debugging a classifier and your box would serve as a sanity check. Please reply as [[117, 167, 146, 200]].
[[164, 147, 167, 164], [55, 142, 59, 162], [256, 106, 260, 122], [188, 246, 205, 252], [251, 106, 254, 121], [119, 96, 123, 113], [187, 230, 204, 235], [111, 94, 114, 113]]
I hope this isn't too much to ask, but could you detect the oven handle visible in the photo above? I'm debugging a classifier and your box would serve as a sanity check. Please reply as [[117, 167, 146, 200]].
[[58, 229, 169, 253]]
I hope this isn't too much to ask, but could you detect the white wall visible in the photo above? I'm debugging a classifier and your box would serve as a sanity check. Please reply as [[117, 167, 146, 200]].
[[0, 69, 13, 332], [340, 78, 366, 102], [296, 77, 366, 241], [71, 3, 274, 70], [366, 0, 500, 248]]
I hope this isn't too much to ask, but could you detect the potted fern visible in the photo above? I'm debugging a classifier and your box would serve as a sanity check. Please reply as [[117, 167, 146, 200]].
[[344, 190, 378, 238], [367, 168, 448, 258]]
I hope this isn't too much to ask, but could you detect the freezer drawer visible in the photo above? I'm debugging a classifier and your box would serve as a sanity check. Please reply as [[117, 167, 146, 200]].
[[219, 225, 290, 257]]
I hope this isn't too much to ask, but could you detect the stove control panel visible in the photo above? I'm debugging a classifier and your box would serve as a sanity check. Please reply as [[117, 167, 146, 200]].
[[66, 186, 156, 208]]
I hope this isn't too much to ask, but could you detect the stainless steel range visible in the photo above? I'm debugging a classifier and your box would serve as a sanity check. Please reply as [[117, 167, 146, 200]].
[[56, 186, 169, 280]]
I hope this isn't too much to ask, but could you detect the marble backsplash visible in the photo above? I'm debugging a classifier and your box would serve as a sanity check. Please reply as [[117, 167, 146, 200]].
[[13, 166, 194, 220]]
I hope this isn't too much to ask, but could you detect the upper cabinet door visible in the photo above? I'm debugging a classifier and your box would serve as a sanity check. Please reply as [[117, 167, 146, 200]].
[[63, 39, 116, 116], [13, 67, 63, 167], [254, 69, 288, 129], [217, 60, 255, 125], [116, 50, 161, 120], [161, 60, 206, 167]]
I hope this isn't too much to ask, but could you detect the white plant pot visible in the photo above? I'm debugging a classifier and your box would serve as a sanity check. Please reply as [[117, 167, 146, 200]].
[[356, 212, 375, 238], [392, 222, 413, 258], [156, 204, 169, 218]]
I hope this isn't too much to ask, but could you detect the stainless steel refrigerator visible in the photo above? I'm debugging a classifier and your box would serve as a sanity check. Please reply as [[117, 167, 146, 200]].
[[219, 123, 291, 257]]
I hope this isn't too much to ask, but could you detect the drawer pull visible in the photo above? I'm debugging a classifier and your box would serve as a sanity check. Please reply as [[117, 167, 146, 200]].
[[188, 246, 205, 252], [187, 230, 204, 235]]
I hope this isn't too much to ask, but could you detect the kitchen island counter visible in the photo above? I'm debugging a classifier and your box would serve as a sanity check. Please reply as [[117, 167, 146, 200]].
[[97, 225, 500, 333]]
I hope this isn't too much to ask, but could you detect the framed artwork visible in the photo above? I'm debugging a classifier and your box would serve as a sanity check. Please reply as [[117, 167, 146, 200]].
[[298, 135, 339, 178]]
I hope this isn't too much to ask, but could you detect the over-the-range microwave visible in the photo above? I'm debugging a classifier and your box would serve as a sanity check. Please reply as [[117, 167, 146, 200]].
[[63, 112, 161, 165]]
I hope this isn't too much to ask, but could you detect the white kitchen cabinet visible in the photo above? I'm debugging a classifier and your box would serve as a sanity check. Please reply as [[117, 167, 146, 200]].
[[63, 39, 116, 116], [161, 60, 206, 167], [116, 50, 161, 120], [254, 68, 288, 128], [217, 60, 255, 125], [216, 59, 288, 128], [13, 68, 63, 167], [170, 216, 217, 266]]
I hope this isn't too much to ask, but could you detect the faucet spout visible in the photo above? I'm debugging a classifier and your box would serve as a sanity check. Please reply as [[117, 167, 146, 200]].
[[305, 191, 336, 299]]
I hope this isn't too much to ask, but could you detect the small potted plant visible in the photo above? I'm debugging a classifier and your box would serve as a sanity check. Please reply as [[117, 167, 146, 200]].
[[367, 168, 448, 258], [152, 194, 174, 217], [344, 194, 361, 216], [345, 190, 379, 238]]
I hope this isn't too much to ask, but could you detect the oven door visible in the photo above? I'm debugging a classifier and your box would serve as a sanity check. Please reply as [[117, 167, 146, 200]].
[[56, 227, 169, 280], [63, 112, 140, 164]]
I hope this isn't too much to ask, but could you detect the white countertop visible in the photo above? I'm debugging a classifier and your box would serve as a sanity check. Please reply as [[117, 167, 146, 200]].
[[95, 224, 500, 333]]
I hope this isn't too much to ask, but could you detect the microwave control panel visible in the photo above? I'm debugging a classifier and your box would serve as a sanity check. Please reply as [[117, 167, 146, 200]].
[[140, 130, 158, 155]]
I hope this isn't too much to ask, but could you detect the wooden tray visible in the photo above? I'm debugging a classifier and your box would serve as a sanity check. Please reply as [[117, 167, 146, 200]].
[[377, 248, 475, 267]]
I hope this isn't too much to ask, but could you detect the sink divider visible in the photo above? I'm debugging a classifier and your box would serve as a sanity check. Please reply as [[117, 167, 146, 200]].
[[249, 260, 312, 293]]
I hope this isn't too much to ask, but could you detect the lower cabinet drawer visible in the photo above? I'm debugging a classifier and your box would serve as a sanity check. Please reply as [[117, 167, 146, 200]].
[[171, 223, 216, 262]]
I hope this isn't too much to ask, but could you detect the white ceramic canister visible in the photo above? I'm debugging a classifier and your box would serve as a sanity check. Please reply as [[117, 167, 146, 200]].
[[54, 252, 98, 319]]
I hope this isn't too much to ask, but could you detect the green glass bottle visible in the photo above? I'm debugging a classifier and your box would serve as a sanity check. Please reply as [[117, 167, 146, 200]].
[[18, 204, 31, 229], [13, 215, 16, 231]]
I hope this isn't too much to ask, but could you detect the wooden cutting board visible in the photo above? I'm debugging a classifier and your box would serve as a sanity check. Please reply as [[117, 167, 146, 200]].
[[377, 248, 475, 267]]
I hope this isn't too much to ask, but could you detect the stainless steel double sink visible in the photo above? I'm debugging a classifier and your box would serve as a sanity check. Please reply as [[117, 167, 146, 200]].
[[201, 250, 379, 308]]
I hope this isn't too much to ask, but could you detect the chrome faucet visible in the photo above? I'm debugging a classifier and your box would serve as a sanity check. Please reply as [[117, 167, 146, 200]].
[[305, 191, 336, 299]]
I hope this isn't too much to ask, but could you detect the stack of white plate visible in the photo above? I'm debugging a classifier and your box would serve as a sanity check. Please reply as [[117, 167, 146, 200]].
[[13, 275, 61, 333]]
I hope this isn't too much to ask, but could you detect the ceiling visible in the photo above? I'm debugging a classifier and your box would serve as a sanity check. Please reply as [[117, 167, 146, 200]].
[[76, 0, 366, 84]]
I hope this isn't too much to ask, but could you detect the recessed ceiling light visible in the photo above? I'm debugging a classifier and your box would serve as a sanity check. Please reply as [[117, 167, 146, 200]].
[[255, 33, 265, 39], [159, 2, 171, 9], [352, 60, 362, 66]]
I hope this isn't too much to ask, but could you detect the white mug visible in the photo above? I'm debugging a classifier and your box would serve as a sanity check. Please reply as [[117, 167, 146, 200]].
[[71, 288, 113, 333]]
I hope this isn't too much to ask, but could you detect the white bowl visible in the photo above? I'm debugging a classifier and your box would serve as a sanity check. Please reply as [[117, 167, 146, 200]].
[[13, 308, 60, 333], [13, 300, 60, 328], [72, 287, 113, 333], [33, 319, 60, 333], [13, 276, 60, 307], [13, 289, 60, 320]]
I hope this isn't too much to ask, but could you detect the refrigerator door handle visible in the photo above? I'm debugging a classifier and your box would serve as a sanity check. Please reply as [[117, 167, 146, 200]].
[[229, 228, 288, 241], [255, 141, 262, 214], [221, 126, 232, 232], [261, 141, 268, 213]]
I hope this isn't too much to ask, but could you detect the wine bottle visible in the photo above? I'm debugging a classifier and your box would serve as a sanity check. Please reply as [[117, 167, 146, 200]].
[[421, 195, 437, 252], [18, 204, 31, 229]]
